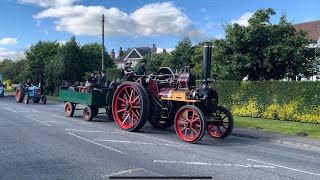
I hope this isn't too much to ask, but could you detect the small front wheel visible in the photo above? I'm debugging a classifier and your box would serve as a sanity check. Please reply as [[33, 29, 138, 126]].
[[175, 105, 206, 143], [206, 106, 234, 139], [83, 106, 94, 121]]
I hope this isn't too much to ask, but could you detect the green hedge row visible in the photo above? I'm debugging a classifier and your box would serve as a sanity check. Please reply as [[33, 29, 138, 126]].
[[213, 81, 320, 123]]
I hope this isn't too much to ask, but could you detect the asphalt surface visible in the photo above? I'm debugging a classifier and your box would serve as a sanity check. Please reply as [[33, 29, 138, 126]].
[[1, 94, 320, 180]]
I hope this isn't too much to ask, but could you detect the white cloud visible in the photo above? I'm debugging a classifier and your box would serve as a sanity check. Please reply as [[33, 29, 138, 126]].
[[0, 38, 18, 45], [231, 12, 254, 27], [18, 0, 80, 7], [32, 2, 204, 39], [156, 47, 174, 54], [0, 48, 26, 61]]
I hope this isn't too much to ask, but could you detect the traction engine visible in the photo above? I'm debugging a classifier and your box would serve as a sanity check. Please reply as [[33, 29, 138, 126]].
[[112, 42, 234, 143]]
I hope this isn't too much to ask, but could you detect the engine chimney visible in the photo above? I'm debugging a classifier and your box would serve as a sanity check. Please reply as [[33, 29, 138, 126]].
[[203, 42, 212, 87]]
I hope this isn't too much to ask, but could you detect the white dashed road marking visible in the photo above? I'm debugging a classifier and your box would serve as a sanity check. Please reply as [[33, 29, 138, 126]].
[[93, 139, 187, 147], [26, 115, 51, 126], [67, 132, 125, 155], [153, 160, 275, 168], [247, 159, 320, 176], [102, 168, 145, 177]]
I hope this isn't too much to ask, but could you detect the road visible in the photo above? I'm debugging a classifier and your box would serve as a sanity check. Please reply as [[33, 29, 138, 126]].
[[0, 94, 320, 180]]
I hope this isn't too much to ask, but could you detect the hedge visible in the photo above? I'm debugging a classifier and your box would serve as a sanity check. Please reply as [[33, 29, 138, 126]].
[[213, 81, 320, 123]]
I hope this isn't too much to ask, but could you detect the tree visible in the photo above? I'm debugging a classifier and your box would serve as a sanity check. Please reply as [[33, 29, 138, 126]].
[[171, 36, 194, 70], [58, 36, 83, 83], [213, 8, 319, 80], [81, 43, 114, 73], [143, 52, 173, 73], [25, 41, 59, 83]]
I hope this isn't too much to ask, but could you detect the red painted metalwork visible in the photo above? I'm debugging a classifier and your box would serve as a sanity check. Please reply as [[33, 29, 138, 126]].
[[175, 107, 203, 142], [113, 84, 142, 129]]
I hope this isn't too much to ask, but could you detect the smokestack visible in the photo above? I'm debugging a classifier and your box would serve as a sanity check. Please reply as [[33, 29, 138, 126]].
[[203, 42, 212, 87]]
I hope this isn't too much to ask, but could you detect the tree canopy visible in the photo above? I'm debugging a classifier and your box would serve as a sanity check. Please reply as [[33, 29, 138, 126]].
[[213, 8, 319, 80]]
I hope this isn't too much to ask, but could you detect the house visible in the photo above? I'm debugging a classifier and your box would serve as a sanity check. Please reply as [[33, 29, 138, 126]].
[[115, 44, 157, 68], [293, 20, 320, 81], [293, 20, 320, 45]]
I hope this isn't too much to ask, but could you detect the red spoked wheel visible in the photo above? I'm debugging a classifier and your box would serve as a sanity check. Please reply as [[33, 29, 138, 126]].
[[65, 102, 75, 117], [15, 87, 25, 103], [112, 82, 150, 132], [206, 106, 234, 139], [175, 105, 206, 143]]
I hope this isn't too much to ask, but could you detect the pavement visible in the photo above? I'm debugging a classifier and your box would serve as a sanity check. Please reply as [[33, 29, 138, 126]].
[[1, 93, 320, 180]]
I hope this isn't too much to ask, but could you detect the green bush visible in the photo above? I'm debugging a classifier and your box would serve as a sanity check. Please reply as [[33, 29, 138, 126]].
[[213, 81, 320, 123]]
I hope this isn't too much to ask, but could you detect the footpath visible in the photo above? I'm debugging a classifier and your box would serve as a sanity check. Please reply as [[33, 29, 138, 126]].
[[232, 127, 320, 151]]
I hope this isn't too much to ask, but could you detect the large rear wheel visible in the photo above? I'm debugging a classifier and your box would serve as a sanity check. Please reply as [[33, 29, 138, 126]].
[[175, 105, 206, 143], [15, 87, 25, 103], [112, 82, 150, 132], [206, 106, 234, 139]]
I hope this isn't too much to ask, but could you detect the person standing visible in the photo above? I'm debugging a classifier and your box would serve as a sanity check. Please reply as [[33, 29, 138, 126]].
[[100, 71, 107, 87], [137, 59, 147, 75], [123, 61, 135, 81]]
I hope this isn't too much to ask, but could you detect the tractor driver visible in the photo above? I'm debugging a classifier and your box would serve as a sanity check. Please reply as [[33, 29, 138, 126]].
[[25, 79, 34, 87], [124, 60, 135, 81]]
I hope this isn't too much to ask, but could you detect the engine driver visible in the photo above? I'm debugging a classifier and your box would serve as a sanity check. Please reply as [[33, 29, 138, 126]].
[[124, 60, 135, 81]]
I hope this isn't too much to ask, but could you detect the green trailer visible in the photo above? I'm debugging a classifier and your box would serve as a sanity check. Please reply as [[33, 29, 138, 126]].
[[59, 87, 115, 121]]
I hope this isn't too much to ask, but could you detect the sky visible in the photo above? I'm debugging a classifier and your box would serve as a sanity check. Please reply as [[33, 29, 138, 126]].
[[0, 0, 319, 61]]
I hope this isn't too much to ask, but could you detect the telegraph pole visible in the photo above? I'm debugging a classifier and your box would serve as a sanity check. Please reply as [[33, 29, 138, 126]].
[[101, 14, 105, 70]]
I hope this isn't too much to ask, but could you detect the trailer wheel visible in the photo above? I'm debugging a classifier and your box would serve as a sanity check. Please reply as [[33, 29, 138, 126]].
[[83, 106, 94, 121], [65, 102, 75, 117], [24, 95, 29, 104], [206, 106, 234, 139], [112, 82, 150, 131], [175, 105, 206, 143], [15, 87, 25, 103]]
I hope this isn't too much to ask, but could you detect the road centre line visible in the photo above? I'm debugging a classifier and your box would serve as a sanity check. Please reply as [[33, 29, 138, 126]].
[[26, 115, 51, 126], [153, 160, 275, 168], [115, 129, 186, 146], [247, 159, 320, 176], [67, 132, 125, 155], [102, 168, 145, 177], [93, 139, 186, 147]]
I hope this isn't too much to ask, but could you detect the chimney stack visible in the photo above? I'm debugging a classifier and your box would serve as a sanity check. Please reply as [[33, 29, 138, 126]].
[[152, 44, 157, 53], [111, 49, 115, 58], [119, 47, 123, 57], [203, 42, 212, 88], [163, 48, 167, 54]]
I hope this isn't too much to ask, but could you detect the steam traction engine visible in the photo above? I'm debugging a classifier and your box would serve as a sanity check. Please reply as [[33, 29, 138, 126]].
[[112, 42, 234, 143]]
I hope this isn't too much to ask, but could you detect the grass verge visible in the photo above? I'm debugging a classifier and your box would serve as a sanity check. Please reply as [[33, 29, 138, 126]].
[[235, 116, 320, 138]]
